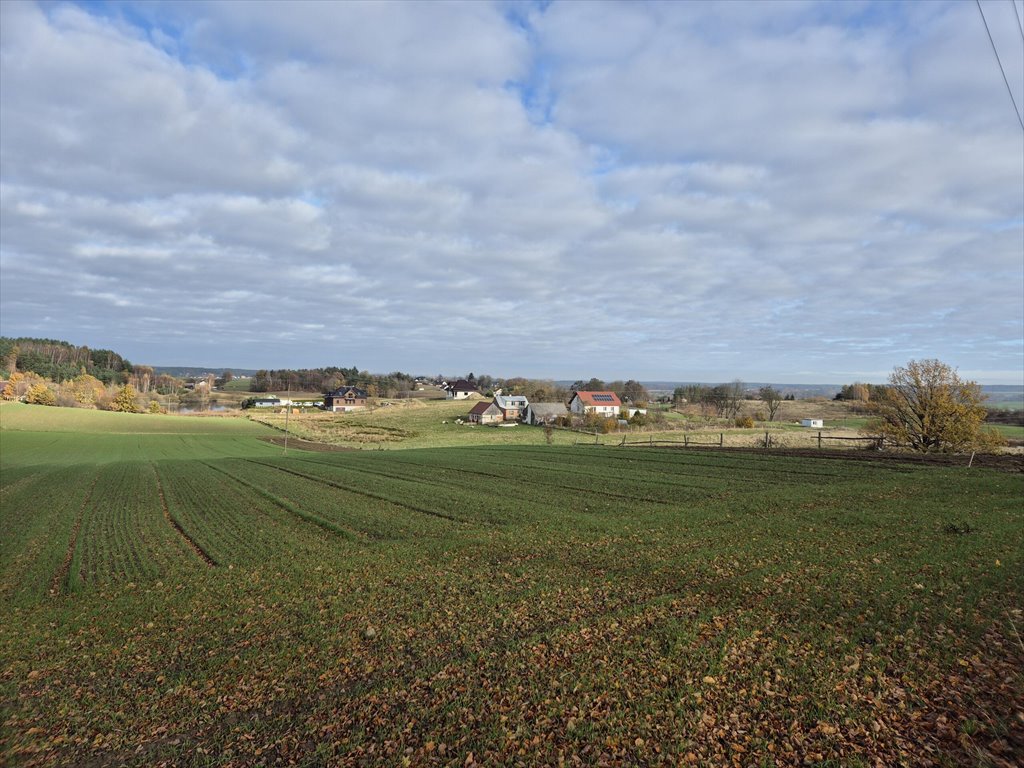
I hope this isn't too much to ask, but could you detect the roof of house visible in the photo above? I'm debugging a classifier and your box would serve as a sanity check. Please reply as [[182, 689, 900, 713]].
[[494, 393, 529, 409], [326, 386, 369, 398], [571, 391, 622, 407], [446, 379, 478, 392], [528, 402, 568, 416], [469, 400, 500, 415]]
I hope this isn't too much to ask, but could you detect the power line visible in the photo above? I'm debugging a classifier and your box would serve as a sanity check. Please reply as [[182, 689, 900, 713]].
[[976, 0, 1024, 131], [1014, 0, 1024, 42]]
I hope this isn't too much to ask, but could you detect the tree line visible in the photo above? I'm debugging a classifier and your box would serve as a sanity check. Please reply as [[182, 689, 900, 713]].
[[452, 374, 652, 404], [0, 337, 133, 384], [250, 367, 418, 398]]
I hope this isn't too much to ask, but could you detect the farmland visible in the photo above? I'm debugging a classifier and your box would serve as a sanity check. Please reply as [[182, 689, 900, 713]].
[[246, 398, 883, 452], [1, 403, 1022, 766]]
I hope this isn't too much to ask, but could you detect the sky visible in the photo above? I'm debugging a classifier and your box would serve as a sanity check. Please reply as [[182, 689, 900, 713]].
[[1, 0, 1022, 384]]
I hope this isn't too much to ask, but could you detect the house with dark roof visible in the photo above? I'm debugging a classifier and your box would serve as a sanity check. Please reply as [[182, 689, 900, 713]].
[[444, 379, 479, 400], [467, 400, 502, 424], [568, 391, 622, 418], [324, 386, 369, 412]]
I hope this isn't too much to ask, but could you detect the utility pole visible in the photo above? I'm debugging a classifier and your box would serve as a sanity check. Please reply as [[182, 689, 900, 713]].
[[283, 384, 290, 455]]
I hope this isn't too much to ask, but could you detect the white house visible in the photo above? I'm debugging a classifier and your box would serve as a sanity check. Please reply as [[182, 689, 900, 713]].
[[568, 391, 622, 418], [444, 379, 479, 400]]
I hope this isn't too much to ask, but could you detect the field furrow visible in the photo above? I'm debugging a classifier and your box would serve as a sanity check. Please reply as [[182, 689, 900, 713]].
[[247, 458, 472, 524], [201, 460, 370, 541], [50, 472, 100, 595], [74, 463, 196, 587], [260, 456, 551, 526], [152, 463, 216, 567], [0, 466, 95, 603], [155, 461, 351, 564]]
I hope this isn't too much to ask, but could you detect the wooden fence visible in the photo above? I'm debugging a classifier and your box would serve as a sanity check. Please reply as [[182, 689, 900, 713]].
[[610, 430, 884, 451]]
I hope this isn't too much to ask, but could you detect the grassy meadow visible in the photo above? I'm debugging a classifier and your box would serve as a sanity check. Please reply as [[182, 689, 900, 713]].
[[1, 402, 1022, 766], [246, 398, 881, 452]]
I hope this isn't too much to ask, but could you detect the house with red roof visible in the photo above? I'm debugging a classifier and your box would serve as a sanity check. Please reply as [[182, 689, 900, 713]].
[[568, 390, 622, 418]]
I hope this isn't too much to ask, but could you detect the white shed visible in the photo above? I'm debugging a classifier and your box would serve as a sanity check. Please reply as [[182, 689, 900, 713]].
[[801, 418, 824, 428]]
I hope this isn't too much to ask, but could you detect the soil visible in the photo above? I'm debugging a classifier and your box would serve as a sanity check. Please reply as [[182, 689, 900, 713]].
[[259, 436, 356, 452], [653, 444, 1024, 473]]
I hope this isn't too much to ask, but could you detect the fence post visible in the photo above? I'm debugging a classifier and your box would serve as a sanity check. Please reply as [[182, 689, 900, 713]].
[[650, 434, 653, 446], [765, 431, 770, 449], [719, 433, 723, 447], [818, 431, 822, 449], [684, 434, 688, 447]]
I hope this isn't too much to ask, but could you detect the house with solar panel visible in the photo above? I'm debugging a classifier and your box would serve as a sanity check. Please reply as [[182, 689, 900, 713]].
[[568, 390, 622, 418]]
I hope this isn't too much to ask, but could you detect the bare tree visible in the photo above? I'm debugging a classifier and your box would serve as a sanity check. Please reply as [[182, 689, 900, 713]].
[[723, 380, 745, 419], [758, 386, 783, 422]]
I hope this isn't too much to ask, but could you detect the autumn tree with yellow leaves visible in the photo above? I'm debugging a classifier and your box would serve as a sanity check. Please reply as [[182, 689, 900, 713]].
[[870, 359, 1001, 453], [110, 383, 140, 413]]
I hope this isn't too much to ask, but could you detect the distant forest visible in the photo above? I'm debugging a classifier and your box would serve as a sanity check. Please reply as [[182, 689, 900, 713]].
[[250, 367, 418, 397], [0, 337, 133, 384]]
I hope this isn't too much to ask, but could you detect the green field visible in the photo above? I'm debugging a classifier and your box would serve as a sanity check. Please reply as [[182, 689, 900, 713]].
[[990, 423, 1024, 440], [248, 399, 588, 449], [218, 378, 254, 392], [2, 403, 1022, 766]]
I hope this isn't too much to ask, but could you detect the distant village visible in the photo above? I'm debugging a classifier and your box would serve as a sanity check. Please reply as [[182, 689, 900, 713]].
[[242, 378, 651, 429]]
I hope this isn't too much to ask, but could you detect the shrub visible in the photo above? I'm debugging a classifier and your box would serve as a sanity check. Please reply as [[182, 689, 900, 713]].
[[110, 384, 140, 413], [25, 383, 56, 406], [735, 415, 755, 428]]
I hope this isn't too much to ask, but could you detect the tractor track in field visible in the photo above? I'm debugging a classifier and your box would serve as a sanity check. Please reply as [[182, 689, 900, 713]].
[[245, 459, 467, 524], [200, 461, 369, 541], [152, 464, 216, 567], [50, 472, 99, 596], [300, 454, 687, 506]]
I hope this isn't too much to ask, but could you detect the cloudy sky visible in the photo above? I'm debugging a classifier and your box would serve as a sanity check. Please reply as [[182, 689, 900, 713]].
[[1, 0, 1022, 383]]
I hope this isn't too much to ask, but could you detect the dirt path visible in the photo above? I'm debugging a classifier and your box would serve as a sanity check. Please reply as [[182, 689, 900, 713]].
[[260, 436, 356, 452]]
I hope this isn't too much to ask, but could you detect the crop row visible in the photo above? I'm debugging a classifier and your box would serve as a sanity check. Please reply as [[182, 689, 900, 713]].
[[336, 450, 732, 504], [0, 465, 95, 604], [0, 439, 936, 604], [216, 458, 461, 539], [70, 464, 196, 590], [290, 453, 673, 525], [262, 456, 561, 526]]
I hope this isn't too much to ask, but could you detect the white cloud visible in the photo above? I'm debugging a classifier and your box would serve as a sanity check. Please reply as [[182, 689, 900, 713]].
[[0, 0, 1020, 382]]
